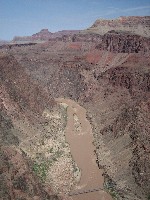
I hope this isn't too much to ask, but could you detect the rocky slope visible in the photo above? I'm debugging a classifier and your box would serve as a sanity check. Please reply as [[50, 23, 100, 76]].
[[0, 16, 150, 200], [0, 53, 65, 200], [0, 52, 83, 199], [90, 57, 150, 200]]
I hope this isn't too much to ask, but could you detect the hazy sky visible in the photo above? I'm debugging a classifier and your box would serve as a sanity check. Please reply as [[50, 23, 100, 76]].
[[0, 0, 150, 40]]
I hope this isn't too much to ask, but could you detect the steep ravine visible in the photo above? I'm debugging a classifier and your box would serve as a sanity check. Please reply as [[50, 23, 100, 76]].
[[56, 98, 113, 200], [1, 20, 150, 200]]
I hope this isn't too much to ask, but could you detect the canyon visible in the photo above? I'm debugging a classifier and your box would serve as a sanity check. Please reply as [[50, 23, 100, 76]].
[[0, 16, 150, 200]]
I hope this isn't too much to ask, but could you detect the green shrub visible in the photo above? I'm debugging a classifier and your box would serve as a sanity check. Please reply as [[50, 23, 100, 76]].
[[33, 161, 50, 182]]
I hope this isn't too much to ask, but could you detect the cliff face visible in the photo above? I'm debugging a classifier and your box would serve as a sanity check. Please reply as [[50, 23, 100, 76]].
[[96, 31, 150, 53], [86, 16, 150, 37], [93, 60, 150, 199], [104, 65, 150, 93]]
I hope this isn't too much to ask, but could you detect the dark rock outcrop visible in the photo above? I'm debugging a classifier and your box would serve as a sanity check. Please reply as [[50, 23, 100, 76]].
[[96, 31, 150, 53], [0, 54, 55, 115], [104, 65, 150, 93]]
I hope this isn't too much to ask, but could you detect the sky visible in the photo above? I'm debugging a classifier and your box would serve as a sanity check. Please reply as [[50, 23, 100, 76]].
[[0, 0, 150, 40]]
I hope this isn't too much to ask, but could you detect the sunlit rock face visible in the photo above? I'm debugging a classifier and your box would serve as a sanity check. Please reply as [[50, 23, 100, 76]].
[[87, 16, 150, 37]]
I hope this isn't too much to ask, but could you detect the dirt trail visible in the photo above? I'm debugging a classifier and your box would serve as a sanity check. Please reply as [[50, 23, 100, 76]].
[[56, 98, 113, 200]]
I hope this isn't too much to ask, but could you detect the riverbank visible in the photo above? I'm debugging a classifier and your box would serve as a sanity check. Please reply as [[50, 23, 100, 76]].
[[56, 98, 113, 200]]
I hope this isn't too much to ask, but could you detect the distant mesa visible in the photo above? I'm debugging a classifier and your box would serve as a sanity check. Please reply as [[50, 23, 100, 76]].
[[7, 16, 150, 44], [0, 40, 9, 46], [86, 16, 150, 37], [12, 29, 81, 43]]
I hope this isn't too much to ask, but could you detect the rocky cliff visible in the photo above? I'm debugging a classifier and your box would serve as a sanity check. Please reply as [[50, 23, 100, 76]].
[[96, 30, 150, 53], [86, 16, 150, 37]]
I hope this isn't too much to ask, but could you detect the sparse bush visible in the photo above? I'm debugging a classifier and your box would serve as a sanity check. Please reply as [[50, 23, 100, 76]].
[[32, 150, 63, 183], [33, 161, 51, 182], [104, 177, 119, 200], [48, 147, 53, 153]]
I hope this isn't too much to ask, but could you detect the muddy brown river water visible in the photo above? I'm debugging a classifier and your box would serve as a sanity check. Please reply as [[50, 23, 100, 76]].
[[56, 98, 113, 200]]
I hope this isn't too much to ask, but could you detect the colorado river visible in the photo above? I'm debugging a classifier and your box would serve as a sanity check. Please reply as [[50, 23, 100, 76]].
[[56, 98, 113, 200]]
